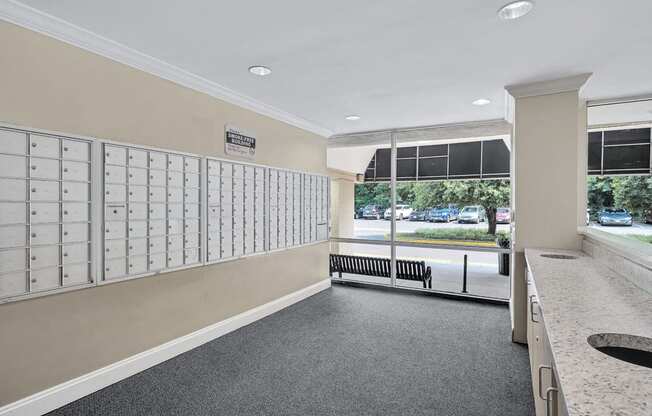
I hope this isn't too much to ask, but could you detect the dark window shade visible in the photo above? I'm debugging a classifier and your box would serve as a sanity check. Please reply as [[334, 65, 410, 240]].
[[365, 168, 375, 180], [375, 148, 391, 178], [604, 128, 650, 145], [449, 142, 481, 176], [588, 132, 602, 171], [482, 140, 510, 174], [603, 145, 650, 171], [418, 158, 447, 177], [397, 159, 417, 177], [397, 147, 417, 158], [366, 155, 376, 169], [419, 144, 448, 157]]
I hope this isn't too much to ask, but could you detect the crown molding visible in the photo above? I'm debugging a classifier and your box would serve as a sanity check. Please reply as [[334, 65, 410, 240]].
[[505, 73, 593, 99], [0, 0, 333, 138]]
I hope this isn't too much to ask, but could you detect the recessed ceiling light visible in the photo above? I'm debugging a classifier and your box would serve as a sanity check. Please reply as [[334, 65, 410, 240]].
[[345, 115, 361, 121], [248, 65, 272, 76], [498, 1, 534, 20], [472, 98, 491, 106]]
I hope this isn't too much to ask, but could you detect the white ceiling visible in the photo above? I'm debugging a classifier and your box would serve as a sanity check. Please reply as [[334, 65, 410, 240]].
[[11, 0, 652, 136]]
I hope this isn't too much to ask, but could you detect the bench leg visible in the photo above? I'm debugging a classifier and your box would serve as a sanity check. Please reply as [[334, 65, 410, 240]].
[[338, 271, 342, 278]]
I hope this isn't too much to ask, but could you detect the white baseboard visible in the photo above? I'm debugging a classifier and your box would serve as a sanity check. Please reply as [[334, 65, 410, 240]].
[[0, 278, 331, 416]]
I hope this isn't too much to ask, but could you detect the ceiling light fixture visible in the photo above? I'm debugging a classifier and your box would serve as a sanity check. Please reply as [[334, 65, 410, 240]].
[[498, 1, 534, 20], [472, 98, 491, 106], [345, 115, 361, 121], [248, 65, 272, 76]]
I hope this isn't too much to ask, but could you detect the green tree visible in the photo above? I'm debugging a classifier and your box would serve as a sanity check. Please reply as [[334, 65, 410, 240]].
[[587, 176, 615, 217], [612, 176, 652, 220], [441, 180, 511, 235]]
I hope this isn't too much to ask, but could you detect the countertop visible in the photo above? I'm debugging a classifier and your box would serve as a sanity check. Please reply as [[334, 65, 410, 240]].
[[525, 248, 652, 416]]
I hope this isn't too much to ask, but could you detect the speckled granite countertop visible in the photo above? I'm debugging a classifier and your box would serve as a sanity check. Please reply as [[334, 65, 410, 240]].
[[525, 248, 652, 416]]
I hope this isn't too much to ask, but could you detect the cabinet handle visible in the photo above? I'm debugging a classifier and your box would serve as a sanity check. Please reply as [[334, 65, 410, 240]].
[[63, 253, 68, 257], [529, 295, 540, 323], [64, 168, 68, 173], [64, 147, 68, 152], [64, 210, 69, 215], [31, 256, 36, 260], [64, 231, 68, 236], [538, 365, 552, 400], [64, 189, 68, 194], [31, 278, 37, 283], [64, 273, 69, 278], [31, 165, 36, 170], [31, 188, 36, 193], [545, 387, 558, 416], [32, 210, 37, 215], [32, 142, 37, 148], [106, 248, 110, 252]]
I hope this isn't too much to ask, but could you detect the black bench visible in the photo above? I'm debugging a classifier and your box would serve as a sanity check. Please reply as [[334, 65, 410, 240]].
[[329, 254, 432, 289]]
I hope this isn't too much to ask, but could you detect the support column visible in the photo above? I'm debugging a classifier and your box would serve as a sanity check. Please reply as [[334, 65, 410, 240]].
[[328, 170, 356, 254], [506, 74, 590, 343]]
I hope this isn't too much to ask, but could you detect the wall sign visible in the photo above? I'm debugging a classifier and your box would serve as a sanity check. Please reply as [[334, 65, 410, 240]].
[[225, 124, 256, 160]]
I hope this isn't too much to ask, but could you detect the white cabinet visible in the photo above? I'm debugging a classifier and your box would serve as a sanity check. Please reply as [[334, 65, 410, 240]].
[[63, 263, 89, 286], [104, 145, 127, 166], [105, 165, 126, 183], [128, 149, 148, 168], [105, 239, 127, 259], [0, 127, 93, 301], [128, 168, 148, 185], [105, 258, 127, 280]]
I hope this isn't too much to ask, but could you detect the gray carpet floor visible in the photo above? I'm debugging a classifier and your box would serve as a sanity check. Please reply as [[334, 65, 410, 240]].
[[48, 285, 534, 416]]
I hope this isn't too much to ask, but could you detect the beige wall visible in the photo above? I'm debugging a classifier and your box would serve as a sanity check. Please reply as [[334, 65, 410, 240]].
[[0, 21, 328, 405]]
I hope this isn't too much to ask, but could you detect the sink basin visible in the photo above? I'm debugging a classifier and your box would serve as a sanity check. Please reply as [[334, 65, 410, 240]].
[[587, 333, 652, 369], [540, 254, 577, 260]]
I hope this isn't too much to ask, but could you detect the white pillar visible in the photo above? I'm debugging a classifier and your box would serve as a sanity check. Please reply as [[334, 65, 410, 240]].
[[329, 171, 356, 254], [506, 74, 591, 343]]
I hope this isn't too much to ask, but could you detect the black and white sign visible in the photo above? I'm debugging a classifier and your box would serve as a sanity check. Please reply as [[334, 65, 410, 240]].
[[225, 124, 256, 160]]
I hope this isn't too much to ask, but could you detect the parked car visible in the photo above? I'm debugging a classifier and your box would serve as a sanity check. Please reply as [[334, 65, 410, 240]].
[[362, 204, 385, 220], [586, 208, 590, 225], [597, 208, 633, 226], [354, 207, 364, 219], [409, 210, 427, 221], [384, 204, 413, 220], [458, 206, 486, 224], [646, 208, 652, 224], [429, 207, 459, 223], [496, 207, 511, 224]]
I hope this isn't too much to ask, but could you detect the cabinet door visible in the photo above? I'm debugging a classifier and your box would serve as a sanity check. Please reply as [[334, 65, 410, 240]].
[[149, 253, 166, 270], [128, 167, 148, 185], [168, 188, 183, 203], [149, 203, 166, 220], [30, 224, 59, 246], [30, 135, 60, 158], [30, 180, 59, 201], [0, 155, 27, 178], [105, 239, 127, 259], [185, 188, 200, 204], [207, 190, 220, 205], [207, 176, 220, 190], [0, 202, 27, 225], [184, 248, 200, 265], [0, 224, 27, 249], [62, 182, 89, 201], [28, 157, 58, 180], [207, 160, 220, 176], [128, 185, 148, 202], [185, 218, 200, 234], [0, 248, 27, 273], [105, 221, 126, 240], [168, 154, 183, 171], [30, 267, 60, 291], [128, 203, 148, 221], [105, 165, 126, 183], [128, 149, 148, 168], [149, 236, 166, 254], [184, 233, 200, 249], [105, 204, 127, 222], [104, 145, 126, 166], [149, 186, 166, 203], [63, 202, 89, 223], [0, 179, 27, 201], [167, 251, 184, 268], [149, 220, 166, 237], [104, 258, 127, 280], [167, 203, 183, 219], [128, 255, 148, 275], [184, 204, 200, 219], [167, 171, 183, 188], [149, 170, 166, 187], [0, 129, 27, 154], [63, 223, 89, 243], [62, 263, 89, 286], [184, 157, 200, 173], [63, 161, 89, 181], [148, 152, 166, 170], [208, 205, 220, 222], [62, 243, 88, 264], [30, 245, 59, 269], [31, 202, 59, 224], [168, 219, 183, 235], [62, 140, 89, 161], [0, 271, 28, 298], [207, 231, 220, 261], [128, 221, 148, 238], [185, 173, 200, 188], [167, 235, 183, 252], [128, 238, 148, 256], [105, 184, 126, 203]]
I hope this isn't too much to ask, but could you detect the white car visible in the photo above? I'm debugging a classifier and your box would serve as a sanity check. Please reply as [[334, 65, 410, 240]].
[[384, 204, 413, 220]]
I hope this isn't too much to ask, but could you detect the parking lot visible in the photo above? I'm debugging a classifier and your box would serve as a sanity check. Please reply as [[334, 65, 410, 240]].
[[588, 221, 652, 236], [351, 218, 510, 240]]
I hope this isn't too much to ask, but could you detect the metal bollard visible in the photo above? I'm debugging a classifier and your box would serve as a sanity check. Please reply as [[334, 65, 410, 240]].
[[462, 254, 468, 293]]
